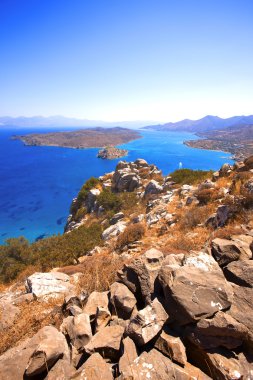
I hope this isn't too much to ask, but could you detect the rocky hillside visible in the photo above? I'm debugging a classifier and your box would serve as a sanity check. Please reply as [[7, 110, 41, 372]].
[[1, 157, 253, 379]]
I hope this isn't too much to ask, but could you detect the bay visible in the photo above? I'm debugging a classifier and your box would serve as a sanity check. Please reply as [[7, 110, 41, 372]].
[[0, 127, 233, 244]]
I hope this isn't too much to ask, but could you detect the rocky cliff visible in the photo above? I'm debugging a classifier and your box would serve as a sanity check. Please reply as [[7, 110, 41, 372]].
[[1, 157, 253, 379]]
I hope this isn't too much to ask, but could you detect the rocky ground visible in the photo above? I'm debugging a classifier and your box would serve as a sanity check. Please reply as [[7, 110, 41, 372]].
[[1, 156, 253, 379], [97, 146, 128, 159]]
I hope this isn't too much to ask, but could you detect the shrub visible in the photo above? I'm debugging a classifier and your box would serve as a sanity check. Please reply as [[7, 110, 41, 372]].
[[170, 169, 213, 185], [97, 189, 122, 212], [71, 177, 100, 214], [116, 223, 145, 249], [195, 188, 219, 205]]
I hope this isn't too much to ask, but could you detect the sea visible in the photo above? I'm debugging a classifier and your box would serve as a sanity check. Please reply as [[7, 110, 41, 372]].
[[0, 127, 234, 244]]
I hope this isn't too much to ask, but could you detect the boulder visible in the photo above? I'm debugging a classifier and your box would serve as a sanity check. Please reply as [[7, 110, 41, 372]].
[[229, 284, 253, 331], [60, 313, 92, 351], [126, 298, 168, 346], [83, 291, 109, 321], [224, 260, 253, 287], [112, 167, 141, 192], [110, 282, 137, 319], [85, 325, 124, 360], [109, 212, 124, 225], [119, 337, 138, 374], [118, 348, 211, 380], [85, 188, 100, 213], [0, 326, 69, 380], [94, 306, 111, 332], [102, 221, 127, 240], [154, 330, 187, 366], [71, 353, 113, 380], [118, 249, 164, 306], [187, 311, 248, 350], [211, 236, 252, 266], [144, 180, 163, 197], [25, 272, 74, 299], [25, 329, 69, 377], [206, 204, 230, 228], [0, 300, 20, 331], [134, 158, 149, 168], [158, 251, 233, 325], [62, 294, 83, 317]]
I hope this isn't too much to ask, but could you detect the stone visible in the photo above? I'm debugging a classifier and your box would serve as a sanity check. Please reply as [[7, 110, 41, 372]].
[[83, 291, 109, 321], [109, 212, 124, 225], [126, 298, 168, 346], [62, 294, 83, 316], [94, 306, 111, 333], [224, 260, 253, 287], [0, 326, 69, 380], [144, 180, 163, 197], [187, 311, 248, 350], [118, 249, 164, 306], [112, 166, 141, 192], [134, 158, 149, 168], [102, 221, 127, 240], [158, 251, 233, 325], [206, 205, 230, 228], [211, 236, 252, 266], [60, 313, 92, 351], [0, 300, 20, 331], [155, 330, 187, 366], [71, 353, 113, 380], [85, 325, 124, 360], [119, 337, 138, 374], [118, 348, 211, 380], [229, 284, 253, 331], [85, 188, 100, 213], [110, 282, 137, 319], [45, 357, 74, 380], [25, 272, 74, 299]]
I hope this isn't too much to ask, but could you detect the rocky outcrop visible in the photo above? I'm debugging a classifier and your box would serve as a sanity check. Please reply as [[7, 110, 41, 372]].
[[25, 272, 75, 299]]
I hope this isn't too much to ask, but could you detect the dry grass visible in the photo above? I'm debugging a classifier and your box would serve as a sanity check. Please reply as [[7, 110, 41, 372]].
[[76, 252, 129, 293], [163, 227, 211, 252], [116, 223, 145, 250], [177, 204, 216, 230], [0, 299, 63, 355]]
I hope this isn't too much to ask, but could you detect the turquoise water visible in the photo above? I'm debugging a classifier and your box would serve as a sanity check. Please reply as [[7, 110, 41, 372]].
[[0, 128, 233, 244]]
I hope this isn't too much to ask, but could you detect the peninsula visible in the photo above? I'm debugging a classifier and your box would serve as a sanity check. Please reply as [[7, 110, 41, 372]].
[[13, 127, 141, 149], [184, 124, 253, 161]]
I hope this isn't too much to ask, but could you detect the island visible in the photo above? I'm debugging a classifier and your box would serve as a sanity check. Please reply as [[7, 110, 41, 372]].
[[13, 127, 141, 149], [184, 124, 253, 161], [97, 146, 128, 159]]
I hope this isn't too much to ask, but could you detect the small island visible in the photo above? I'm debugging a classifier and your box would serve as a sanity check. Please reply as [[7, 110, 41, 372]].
[[13, 127, 141, 149], [97, 146, 128, 159]]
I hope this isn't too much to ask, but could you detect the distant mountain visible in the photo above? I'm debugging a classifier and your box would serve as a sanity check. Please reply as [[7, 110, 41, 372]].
[[144, 115, 253, 132], [0, 116, 151, 129]]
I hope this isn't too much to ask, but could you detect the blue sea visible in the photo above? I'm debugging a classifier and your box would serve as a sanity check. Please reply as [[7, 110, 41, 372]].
[[0, 127, 234, 244]]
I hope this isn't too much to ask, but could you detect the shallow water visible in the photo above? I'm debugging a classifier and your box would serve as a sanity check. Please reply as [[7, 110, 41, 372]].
[[0, 127, 233, 243]]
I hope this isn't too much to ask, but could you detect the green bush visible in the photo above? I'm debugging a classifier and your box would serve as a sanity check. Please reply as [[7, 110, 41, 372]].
[[0, 223, 103, 283], [97, 189, 122, 212], [170, 168, 213, 185], [71, 176, 100, 216]]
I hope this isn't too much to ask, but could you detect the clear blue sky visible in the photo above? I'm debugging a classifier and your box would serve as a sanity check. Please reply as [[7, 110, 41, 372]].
[[0, 0, 253, 122]]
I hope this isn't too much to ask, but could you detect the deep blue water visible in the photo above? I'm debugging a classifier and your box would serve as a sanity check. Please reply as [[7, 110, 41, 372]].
[[0, 127, 233, 244]]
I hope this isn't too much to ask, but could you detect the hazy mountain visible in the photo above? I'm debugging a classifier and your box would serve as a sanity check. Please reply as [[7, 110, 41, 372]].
[[0, 116, 151, 129], [144, 115, 253, 132]]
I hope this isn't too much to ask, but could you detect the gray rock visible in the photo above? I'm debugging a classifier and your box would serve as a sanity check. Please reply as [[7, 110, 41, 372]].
[[102, 221, 127, 240], [110, 282, 137, 319], [154, 330, 187, 365], [109, 212, 124, 225], [25, 272, 74, 299], [119, 337, 138, 374], [71, 353, 113, 380], [144, 180, 163, 197], [126, 298, 168, 346], [83, 291, 109, 321], [224, 260, 253, 287], [60, 313, 92, 351], [211, 236, 252, 266]]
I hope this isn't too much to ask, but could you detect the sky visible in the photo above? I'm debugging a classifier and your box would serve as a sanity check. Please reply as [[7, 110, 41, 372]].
[[0, 0, 253, 123]]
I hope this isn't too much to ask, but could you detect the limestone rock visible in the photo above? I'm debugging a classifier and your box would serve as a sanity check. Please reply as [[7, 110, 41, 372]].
[[0, 326, 69, 380], [86, 188, 100, 213], [102, 221, 126, 240], [109, 212, 124, 225], [211, 236, 252, 266], [119, 337, 138, 374], [224, 260, 253, 287], [110, 282, 137, 319], [187, 311, 248, 350], [144, 180, 163, 197], [71, 353, 113, 380], [229, 284, 253, 331], [85, 325, 124, 360], [83, 291, 109, 320], [94, 306, 111, 333], [118, 348, 211, 380], [118, 249, 164, 306], [25, 272, 74, 299], [155, 330, 187, 366], [60, 313, 92, 351], [158, 251, 233, 325], [126, 298, 168, 346]]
